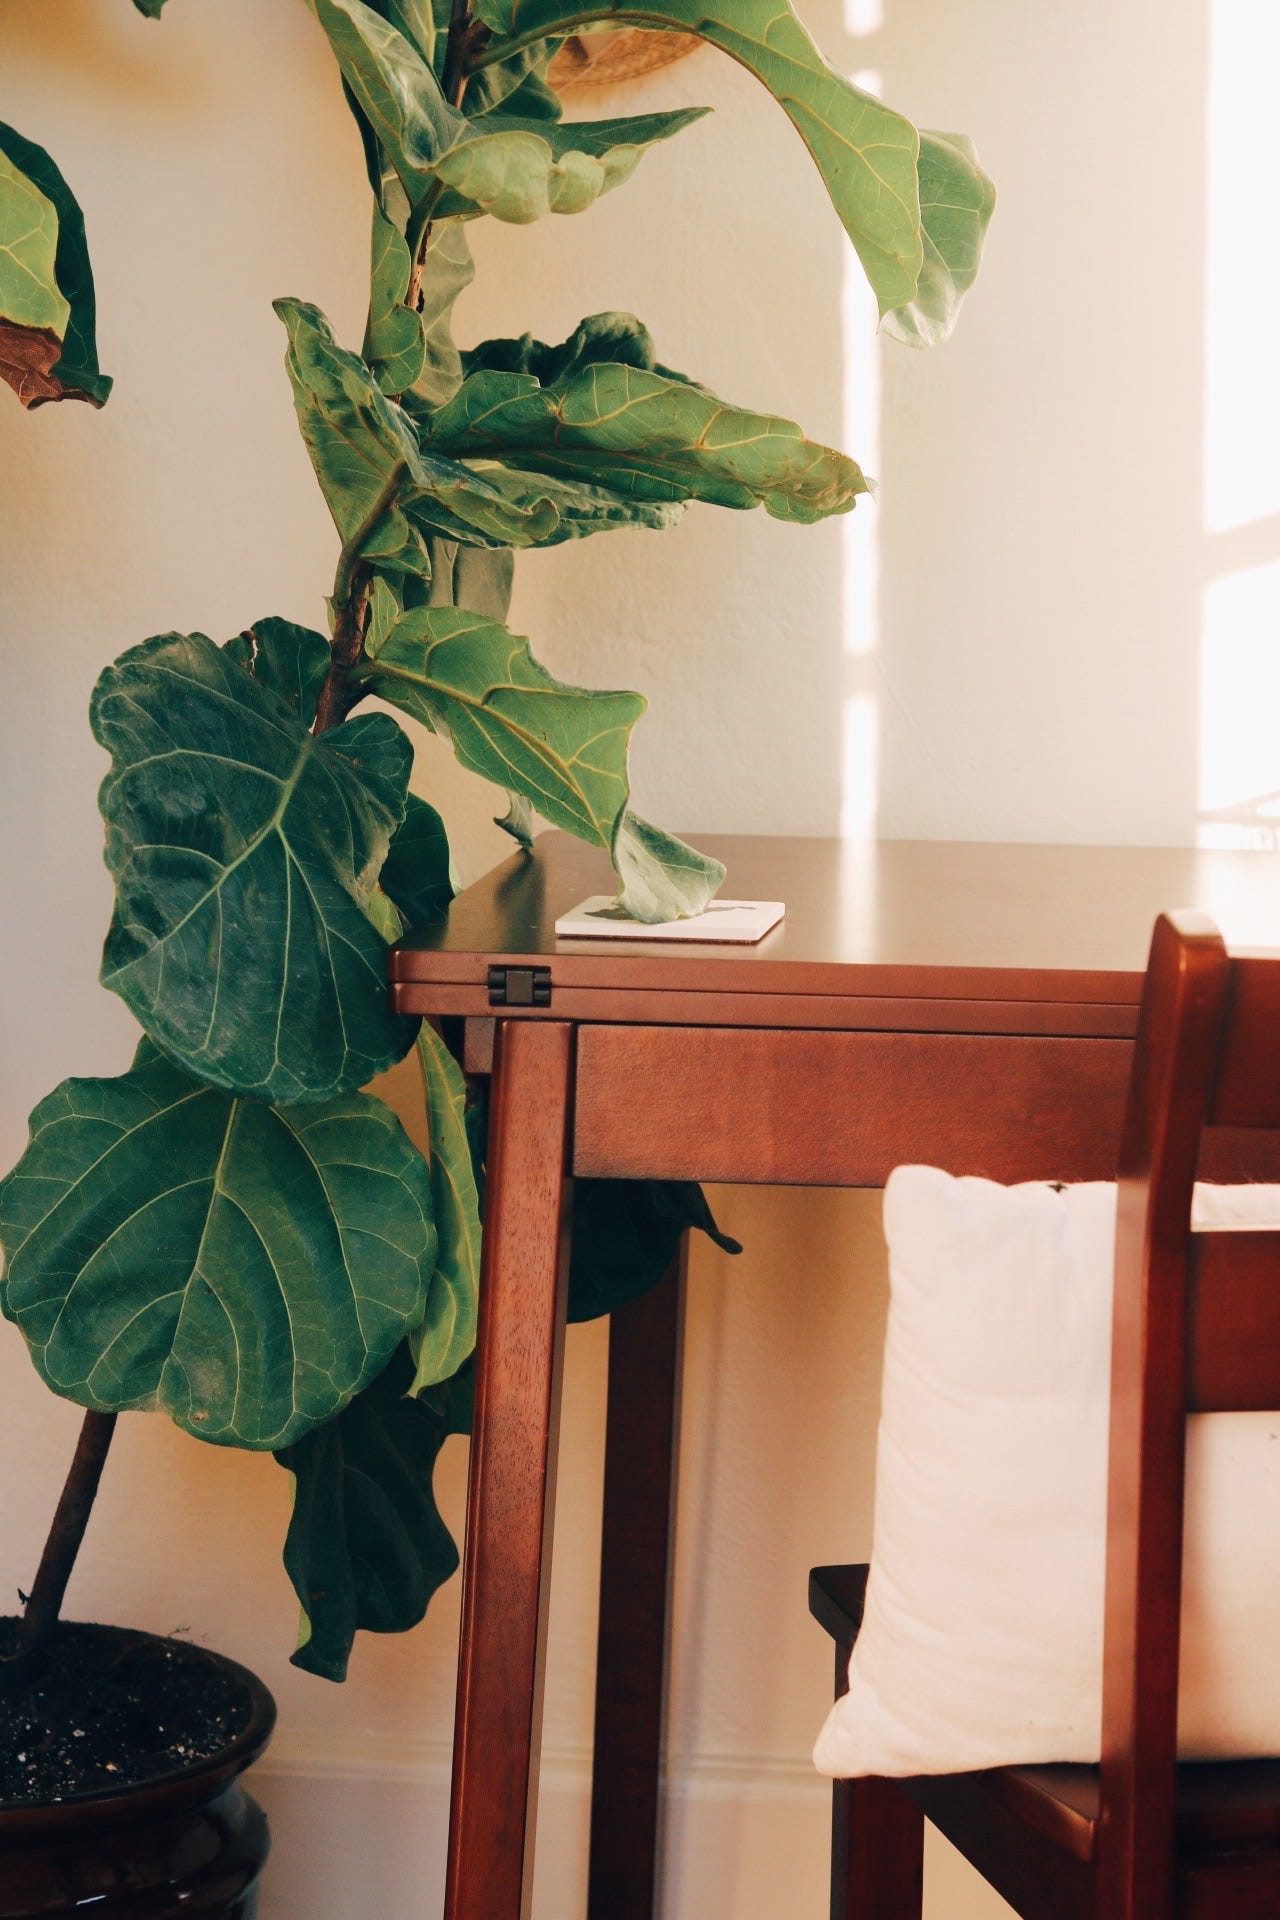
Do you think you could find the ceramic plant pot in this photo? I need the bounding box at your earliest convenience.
[0,1624,276,1920]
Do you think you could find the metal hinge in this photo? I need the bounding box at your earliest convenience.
[487,965,552,1009]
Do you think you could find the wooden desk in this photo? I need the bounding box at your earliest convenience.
[389,835,1280,1920]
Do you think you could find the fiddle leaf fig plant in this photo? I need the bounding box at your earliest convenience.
[0,0,993,1684]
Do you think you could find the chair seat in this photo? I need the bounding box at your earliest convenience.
[810,1564,1280,1866]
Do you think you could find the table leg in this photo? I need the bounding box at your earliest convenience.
[444,1020,575,1920]
[587,1240,687,1920]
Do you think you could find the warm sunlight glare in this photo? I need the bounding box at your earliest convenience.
[844,0,884,34]
[1199,563,1280,847]
[1197,0,1280,845]
[840,63,883,838]
[1203,1,1280,535]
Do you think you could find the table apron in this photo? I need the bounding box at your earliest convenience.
[571,1026,1133,1186]
[400,981,1138,1037]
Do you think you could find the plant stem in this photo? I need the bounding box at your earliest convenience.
[13,1411,117,1660]
[314,563,373,735]
[442,0,477,107]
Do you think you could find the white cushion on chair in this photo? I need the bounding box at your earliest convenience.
[812,1167,1280,1778]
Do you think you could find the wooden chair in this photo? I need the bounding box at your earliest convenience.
[810,910,1280,1920]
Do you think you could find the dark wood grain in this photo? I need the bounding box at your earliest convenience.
[587,1249,686,1920]
[573,1028,1131,1186]
[444,1020,574,1920]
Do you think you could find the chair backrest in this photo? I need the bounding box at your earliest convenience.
[1100,911,1280,1918]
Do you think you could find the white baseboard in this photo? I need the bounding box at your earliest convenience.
[251,1736,1012,1919]
[252,1735,831,1920]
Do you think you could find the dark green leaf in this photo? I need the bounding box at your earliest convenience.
[0,125,111,408]
[132,0,171,14]
[462,310,689,386]
[276,1343,459,1681]
[409,1024,481,1392]
[363,606,644,851]
[380,791,455,925]
[881,130,997,350]
[224,615,331,726]
[425,353,868,523]
[569,1179,741,1323]
[0,1044,436,1449]
[94,631,419,1103]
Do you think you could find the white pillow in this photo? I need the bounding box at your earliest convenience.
[813,1168,1280,1779]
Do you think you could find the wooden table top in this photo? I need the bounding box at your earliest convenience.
[389,835,1280,1010]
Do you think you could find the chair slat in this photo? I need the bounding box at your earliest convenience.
[1188,1231,1280,1412]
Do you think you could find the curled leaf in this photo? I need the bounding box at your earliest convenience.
[0,126,111,406]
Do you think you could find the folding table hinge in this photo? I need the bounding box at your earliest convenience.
[487,965,552,1010]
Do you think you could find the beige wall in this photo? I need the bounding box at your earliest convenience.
[0,2,1242,1915]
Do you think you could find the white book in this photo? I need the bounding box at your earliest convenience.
[554,897,786,945]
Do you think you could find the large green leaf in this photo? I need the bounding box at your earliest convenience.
[569,1178,740,1322]
[471,0,927,315]
[94,631,420,1104]
[224,615,331,726]
[881,130,997,350]
[410,1023,481,1392]
[307,0,703,224]
[362,606,644,850]
[276,299,578,566]
[425,350,868,523]
[0,1045,436,1449]
[0,126,111,408]
[132,0,171,14]
[276,1343,461,1682]
[614,811,726,921]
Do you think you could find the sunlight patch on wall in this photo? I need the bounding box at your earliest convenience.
[839,63,883,840]
[1203,0,1280,535]
[1197,0,1280,848]
[844,0,884,35]
[1199,561,1280,849]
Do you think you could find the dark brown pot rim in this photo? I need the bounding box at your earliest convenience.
[0,1625,276,1837]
